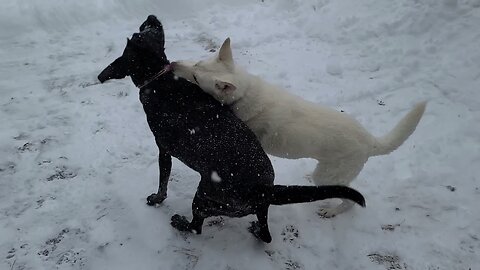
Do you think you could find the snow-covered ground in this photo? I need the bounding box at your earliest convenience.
[1,0,479,269]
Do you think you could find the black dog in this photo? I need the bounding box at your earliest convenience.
[97,15,365,243]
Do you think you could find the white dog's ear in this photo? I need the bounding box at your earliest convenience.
[218,38,234,66]
[215,79,236,93]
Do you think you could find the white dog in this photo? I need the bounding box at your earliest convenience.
[171,38,426,217]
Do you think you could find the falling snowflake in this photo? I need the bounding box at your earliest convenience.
[211,171,222,183]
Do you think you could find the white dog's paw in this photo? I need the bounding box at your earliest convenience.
[318,200,355,218]
[317,208,340,218]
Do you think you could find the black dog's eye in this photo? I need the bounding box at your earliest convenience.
[193,74,199,84]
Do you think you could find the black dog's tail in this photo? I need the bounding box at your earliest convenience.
[269,185,366,207]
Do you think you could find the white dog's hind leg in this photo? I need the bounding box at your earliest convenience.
[312,157,366,217]
[318,199,355,218]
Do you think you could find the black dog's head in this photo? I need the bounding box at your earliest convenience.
[98,15,169,85]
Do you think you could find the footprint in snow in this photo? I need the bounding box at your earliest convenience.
[38,228,87,268]
[368,252,408,270]
[264,250,304,270]
[0,161,16,175]
[281,224,300,245]
[46,166,78,182]
[5,248,15,259]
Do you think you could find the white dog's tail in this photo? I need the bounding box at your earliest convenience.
[371,101,427,156]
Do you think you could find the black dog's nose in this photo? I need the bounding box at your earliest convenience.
[98,65,113,83]
[97,73,107,83]
[147,15,158,22]
[98,64,115,83]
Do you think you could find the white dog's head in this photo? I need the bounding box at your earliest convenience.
[171,38,246,105]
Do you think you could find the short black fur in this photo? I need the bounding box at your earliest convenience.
[97,15,366,243]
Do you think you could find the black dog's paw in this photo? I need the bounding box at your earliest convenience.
[248,221,272,243]
[146,193,167,206]
[171,214,192,232]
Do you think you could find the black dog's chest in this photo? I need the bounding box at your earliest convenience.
[140,87,216,157]
[140,87,170,111]
[139,87,154,105]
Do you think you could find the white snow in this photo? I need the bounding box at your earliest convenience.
[1,0,479,269]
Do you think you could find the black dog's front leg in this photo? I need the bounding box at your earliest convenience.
[147,148,172,205]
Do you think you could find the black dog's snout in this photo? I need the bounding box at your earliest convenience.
[97,56,128,83]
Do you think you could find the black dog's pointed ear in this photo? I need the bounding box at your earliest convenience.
[126,37,140,50]
[128,33,144,50]
[127,36,140,47]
